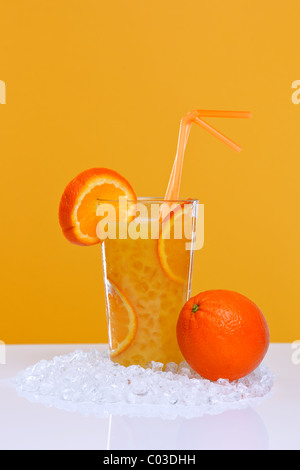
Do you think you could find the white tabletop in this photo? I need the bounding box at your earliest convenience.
[0,343,299,450]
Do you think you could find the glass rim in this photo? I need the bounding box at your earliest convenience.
[96,197,199,203]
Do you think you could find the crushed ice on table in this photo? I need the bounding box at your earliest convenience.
[14,348,274,419]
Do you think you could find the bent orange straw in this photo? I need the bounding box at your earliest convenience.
[164,110,251,201]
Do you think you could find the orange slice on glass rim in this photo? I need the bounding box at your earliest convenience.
[106,279,137,357]
[158,203,194,284]
[59,168,136,245]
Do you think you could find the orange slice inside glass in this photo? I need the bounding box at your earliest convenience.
[106,278,137,357]
[158,204,194,284]
[59,168,136,245]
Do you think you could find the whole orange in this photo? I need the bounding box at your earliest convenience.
[176,290,270,381]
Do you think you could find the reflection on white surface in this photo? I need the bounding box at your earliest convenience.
[1,344,299,450]
[107,408,269,450]
[2,373,269,449]
[11,345,274,449]
[14,348,275,420]
[14,375,270,449]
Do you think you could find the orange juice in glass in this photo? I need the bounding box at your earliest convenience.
[100,198,198,367]
[59,109,250,368]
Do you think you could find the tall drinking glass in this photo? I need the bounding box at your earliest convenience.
[100,198,198,367]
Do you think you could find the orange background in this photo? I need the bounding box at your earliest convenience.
[0,0,300,343]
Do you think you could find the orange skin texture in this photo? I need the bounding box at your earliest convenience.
[59,168,136,246]
[176,290,270,381]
